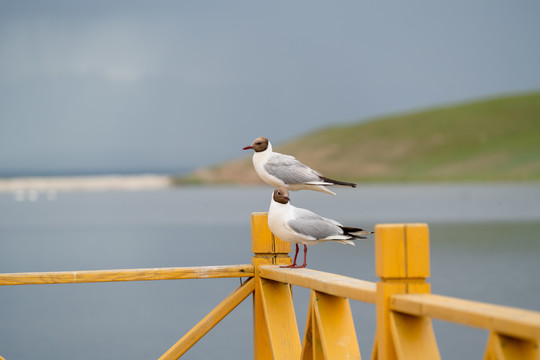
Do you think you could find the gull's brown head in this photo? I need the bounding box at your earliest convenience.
[273,187,290,204]
[242,137,269,152]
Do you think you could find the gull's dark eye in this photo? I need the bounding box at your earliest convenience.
[256,142,261,145]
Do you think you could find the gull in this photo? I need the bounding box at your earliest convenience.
[268,187,372,268]
[242,137,356,195]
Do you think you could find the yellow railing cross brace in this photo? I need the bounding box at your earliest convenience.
[159,278,255,360]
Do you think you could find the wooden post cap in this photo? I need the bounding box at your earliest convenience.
[375,223,430,279]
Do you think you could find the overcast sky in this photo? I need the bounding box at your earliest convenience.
[1,0,539,176]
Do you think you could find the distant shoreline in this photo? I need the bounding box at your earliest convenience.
[0,174,172,193]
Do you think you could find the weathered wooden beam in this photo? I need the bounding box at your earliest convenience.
[391,293,540,341]
[258,265,377,303]
[257,278,301,359]
[483,331,539,360]
[0,265,254,286]
[311,290,361,358]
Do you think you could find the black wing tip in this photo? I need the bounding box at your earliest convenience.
[320,176,357,188]
[340,227,374,238]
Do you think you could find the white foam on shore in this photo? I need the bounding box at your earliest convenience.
[0,174,172,193]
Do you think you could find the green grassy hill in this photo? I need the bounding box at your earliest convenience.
[187,91,540,184]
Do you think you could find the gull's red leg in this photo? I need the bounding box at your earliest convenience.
[280,243,299,268]
[297,245,308,268]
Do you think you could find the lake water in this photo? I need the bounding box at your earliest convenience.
[1,184,539,359]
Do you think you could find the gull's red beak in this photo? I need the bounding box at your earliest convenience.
[242,145,253,150]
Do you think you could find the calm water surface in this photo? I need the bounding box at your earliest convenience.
[1,184,539,359]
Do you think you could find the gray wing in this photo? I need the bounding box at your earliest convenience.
[288,208,343,240]
[264,153,322,184]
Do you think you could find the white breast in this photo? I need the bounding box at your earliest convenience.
[268,201,310,245]
[252,151,285,188]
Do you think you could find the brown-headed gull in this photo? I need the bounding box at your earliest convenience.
[268,187,372,268]
[242,137,356,195]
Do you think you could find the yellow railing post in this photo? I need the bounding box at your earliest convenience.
[375,223,440,360]
[251,212,291,269]
[251,212,299,360]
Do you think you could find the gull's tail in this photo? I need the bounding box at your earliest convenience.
[340,226,374,239]
[322,227,373,245]
[320,176,357,188]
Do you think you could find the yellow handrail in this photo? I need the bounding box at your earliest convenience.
[0,264,254,285]
[258,266,376,303]
[391,293,540,341]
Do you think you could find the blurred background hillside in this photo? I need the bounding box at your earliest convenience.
[191,92,540,184]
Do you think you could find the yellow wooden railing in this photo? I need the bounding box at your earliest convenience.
[1,212,539,359]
